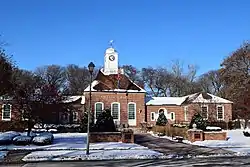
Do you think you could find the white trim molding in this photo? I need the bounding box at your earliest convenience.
[151,112,155,121]
[111,102,120,121]
[201,105,208,120]
[170,112,175,121]
[2,104,12,121]
[217,105,224,120]
[184,106,188,121]
[128,102,136,126]
[94,102,104,120]
[73,112,78,122]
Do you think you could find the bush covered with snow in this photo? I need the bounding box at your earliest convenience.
[0,131,20,145]
[32,132,54,145]
[13,136,32,145]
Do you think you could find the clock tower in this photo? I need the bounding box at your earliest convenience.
[103,42,119,75]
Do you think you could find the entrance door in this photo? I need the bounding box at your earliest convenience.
[128,102,136,126]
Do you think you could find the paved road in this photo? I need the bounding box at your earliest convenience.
[3,157,250,167]
[134,133,233,157]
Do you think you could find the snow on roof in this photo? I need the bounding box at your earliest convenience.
[83,80,99,92]
[146,97,187,106]
[62,96,85,104]
[146,92,233,106]
[191,93,233,104]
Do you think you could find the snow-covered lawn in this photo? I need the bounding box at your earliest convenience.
[22,149,164,161]
[185,129,250,154]
[152,129,250,154]
[0,132,163,161]
[0,151,7,162]
[0,133,148,151]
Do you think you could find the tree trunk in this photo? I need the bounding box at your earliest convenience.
[27,118,32,137]
[245,119,248,129]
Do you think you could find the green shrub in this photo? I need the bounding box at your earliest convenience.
[94,109,116,132]
[156,111,168,126]
[189,113,207,130]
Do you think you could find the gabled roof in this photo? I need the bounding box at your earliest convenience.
[146,92,233,106]
[146,96,187,106]
[84,69,146,93]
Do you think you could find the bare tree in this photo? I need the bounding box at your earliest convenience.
[65,64,92,95]
[220,42,250,126]
[35,65,67,93]
[198,70,224,96]
[12,68,64,136]
[0,49,14,96]
[121,65,144,88]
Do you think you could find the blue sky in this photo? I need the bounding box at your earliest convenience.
[0,0,249,75]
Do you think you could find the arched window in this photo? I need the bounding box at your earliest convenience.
[111,102,120,120]
[95,102,104,119]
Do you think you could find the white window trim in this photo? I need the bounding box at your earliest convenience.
[170,112,175,121]
[2,104,12,121]
[128,102,136,120]
[151,112,155,121]
[111,102,120,121]
[217,105,224,120]
[94,102,104,120]
[201,105,208,120]
[184,106,188,121]
[158,108,168,119]
[73,112,78,122]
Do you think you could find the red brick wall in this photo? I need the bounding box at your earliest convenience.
[187,130,227,142]
[84,92,145,127]
[187,103,233,122]
[146,105,185,125]
[146,103,233,125]
[204,131,227,140]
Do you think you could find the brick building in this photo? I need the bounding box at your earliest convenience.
[0,96,84,125]
[0,45,233,129]
[146,92,233,126]
[83,46,146,127]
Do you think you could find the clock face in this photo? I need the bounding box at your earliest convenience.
[109,55,115,61]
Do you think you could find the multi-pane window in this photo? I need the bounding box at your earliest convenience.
[128,103,136,119]
[151,112,155,121]
[95,102,104,119]
[2,104,11,121]
[217,106,224,120]
[111,103,120,120]
[201,106,208,119]
[73,112,78,122]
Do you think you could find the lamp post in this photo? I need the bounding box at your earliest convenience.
[86,62,95,155]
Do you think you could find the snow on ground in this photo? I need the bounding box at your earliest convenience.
[150,129,250,154]
[0,151,7,162]
[16,132,165,161]
[185,129,250,154]
[22,149,164,161]
[0,133,148,151]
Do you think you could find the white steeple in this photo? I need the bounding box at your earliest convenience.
[103,40,119,75]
